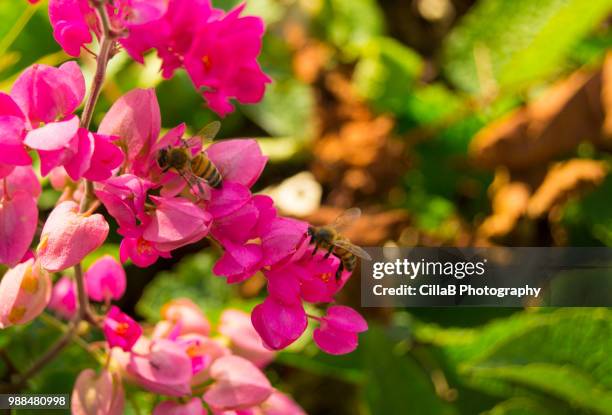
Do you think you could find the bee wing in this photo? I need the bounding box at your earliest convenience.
[332,239,372,261]
[184,121,222,148]
[177,169,207,199]
[330,207,362,231]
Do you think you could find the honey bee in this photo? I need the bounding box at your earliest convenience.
[157,121,223,194]
[308,208,372,280]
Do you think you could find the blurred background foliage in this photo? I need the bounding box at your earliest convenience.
[1,0,612,414]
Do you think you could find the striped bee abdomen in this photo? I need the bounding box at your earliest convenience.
[191,154,222,188]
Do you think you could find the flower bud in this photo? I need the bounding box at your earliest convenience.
[0,259,51,328]
[71,369,124,415]
[85,255,126,302]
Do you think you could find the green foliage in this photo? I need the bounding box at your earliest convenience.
[354,37,424,114]
[443,0,612,94]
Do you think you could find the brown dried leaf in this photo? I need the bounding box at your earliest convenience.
[477,181,531,240]
[471,68,604,170]
[527,159,608,219]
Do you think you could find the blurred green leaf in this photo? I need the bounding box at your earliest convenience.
[483,397,558,415]
[354,37,423,114]
[318,0,385,58]
[443,0,612,93]
[242,78,315,140]
[360,325,456,415]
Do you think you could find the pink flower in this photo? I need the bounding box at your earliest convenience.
[95,174,154,237]
[48,0,95,57]
[126,338,193,396]
[0,61,121,180]
[48,276,77,319]
[153,398,205,415]
[206,140,268,189]
[161,298,210,336]
[85,255,126,302]
[37,201,109,272]
[98,89,161,173]
[0,166,41,199]
[103,306,143,351]
[183,4,271,116]
[143,196,212,251]
[203,355,272,411]
[313,306,368,355]
[251,297,307,351]
[119,236,171,267]
[0,259,51,328]
[0,188,38,267]
[258,390,306,415]
[219,309,275,368]
[71,369,125,415]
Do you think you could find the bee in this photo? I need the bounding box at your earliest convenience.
[157,121,223,194]
[308,208,372,280]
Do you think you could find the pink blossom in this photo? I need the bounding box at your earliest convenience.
[95,174,154,237]
[126,338,193,396]
[98,89,161,173]
[0,259,51,328]
[251,297,307,351]
[313,306,368,355]
[206,140,268,189]
[119,236,171,267]
[85,255,126,302]
[48,0,96,57]
[219,309,275,368]
[143,196,212,251]
[257,390,306,415]
[103,306,143,352]
[0,189,38,267]
[153,398,205,415]
[37,201,109,272]
[48,276,77,319]
[161,298,210,336]
[0,166,41,199]
[204,355,272,411]
[183,4,271,116]
[71,369,125,415]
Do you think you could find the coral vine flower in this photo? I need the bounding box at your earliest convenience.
[203,355,272,411]
[161,298,211,336]
[71,369,125,415]
[103,306,143,352]
[85,255,127,302]
[313,306,368,355]
[0,170,39,267]
[219,309,276,368]
[126,338,193,396]
[48,276,77,319]
[47,1,270,116]
[183,3,272,116]
[37,201,109,272]
[0,259,52,328]
[0,62,122,180]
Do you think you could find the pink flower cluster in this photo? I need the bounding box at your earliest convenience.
[48,0,271,116]
[77,299,305,415]
[1,2,369,413]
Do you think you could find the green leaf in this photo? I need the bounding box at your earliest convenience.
[242,78,315,140]
[471,364,612,415]
[483,397,559,415]
[354,37,423,114]
[359,325,456,415]
[318,0,385,58]
[443,0,612,93]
